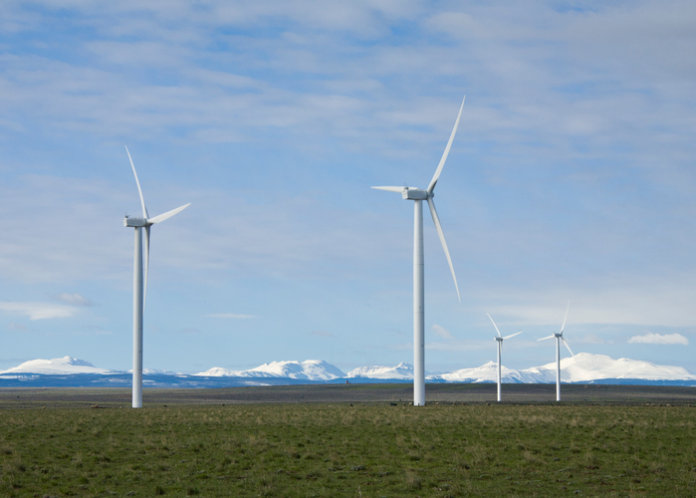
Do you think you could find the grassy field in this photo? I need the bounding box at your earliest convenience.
[1,386,695,496]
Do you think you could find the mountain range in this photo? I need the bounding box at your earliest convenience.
[433,353,696,384]
[1,353,695,388]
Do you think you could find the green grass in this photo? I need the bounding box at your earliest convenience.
[1,402,695,496]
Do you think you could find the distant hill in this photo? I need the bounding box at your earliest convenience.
[346,362,413,380]
[521,352,696,383]
[431,353,696,384]
[0,356,113,375]
[195,360,345,381]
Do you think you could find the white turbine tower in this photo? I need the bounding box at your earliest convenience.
[372,97,465,407]
[123,146,190,408]
[538,304,574,402]
[486,313,522,403]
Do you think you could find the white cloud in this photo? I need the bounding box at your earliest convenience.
[205,313,255,319]
[628,333,689,346]
[432,324,453,340]
[0,301,78,320]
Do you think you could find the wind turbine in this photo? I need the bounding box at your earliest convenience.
[123,146,190,408]
[486,313,522,403]
[372,97,465,407]
[538,303,574,402]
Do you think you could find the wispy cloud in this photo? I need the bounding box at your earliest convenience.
[628,333,689,346]
[55,293,92,306]
[432,324,453,340]
[0,175,130,284]
[0,301,78,320]
[178,327,202,334]
[205,313,255,319]
[310,330,334,338]
[484,282,696,328]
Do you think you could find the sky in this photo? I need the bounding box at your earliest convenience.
[1,0,695,375]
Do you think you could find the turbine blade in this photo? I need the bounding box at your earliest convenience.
[125,146,149,219]
[562,338,575,357]
[371,186,407,193]
[560,301,570,333]
[148,203,191,224]
[504,331,523,340]
[144,225,150,305]
[427,197,460,302]
[537,335,555,342]
[427,96,465,194]
[487,313,502,337]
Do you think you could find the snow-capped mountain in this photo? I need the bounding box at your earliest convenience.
[435,361,524,383]
[347,362,414,380]
[430,353,696,384]
[520,352,696,383]
[0,356,113,375]
[2,353,695,387]
[195,360,345,381]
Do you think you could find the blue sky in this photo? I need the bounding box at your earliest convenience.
[1,0,695,374]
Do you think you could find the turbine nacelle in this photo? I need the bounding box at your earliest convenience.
[403,188,429,201]
[124,216,150,228]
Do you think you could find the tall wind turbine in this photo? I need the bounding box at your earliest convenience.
[487,313,522,403]
[538,304,574,402]
[123,146,190,408]
[372,97,465,407]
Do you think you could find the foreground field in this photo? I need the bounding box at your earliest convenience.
[1,386,695,496]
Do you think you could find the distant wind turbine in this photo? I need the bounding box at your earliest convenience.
[372,97,465,407]
[487,313,522,403]
[123,146,190,408]
[538,303,574,402]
